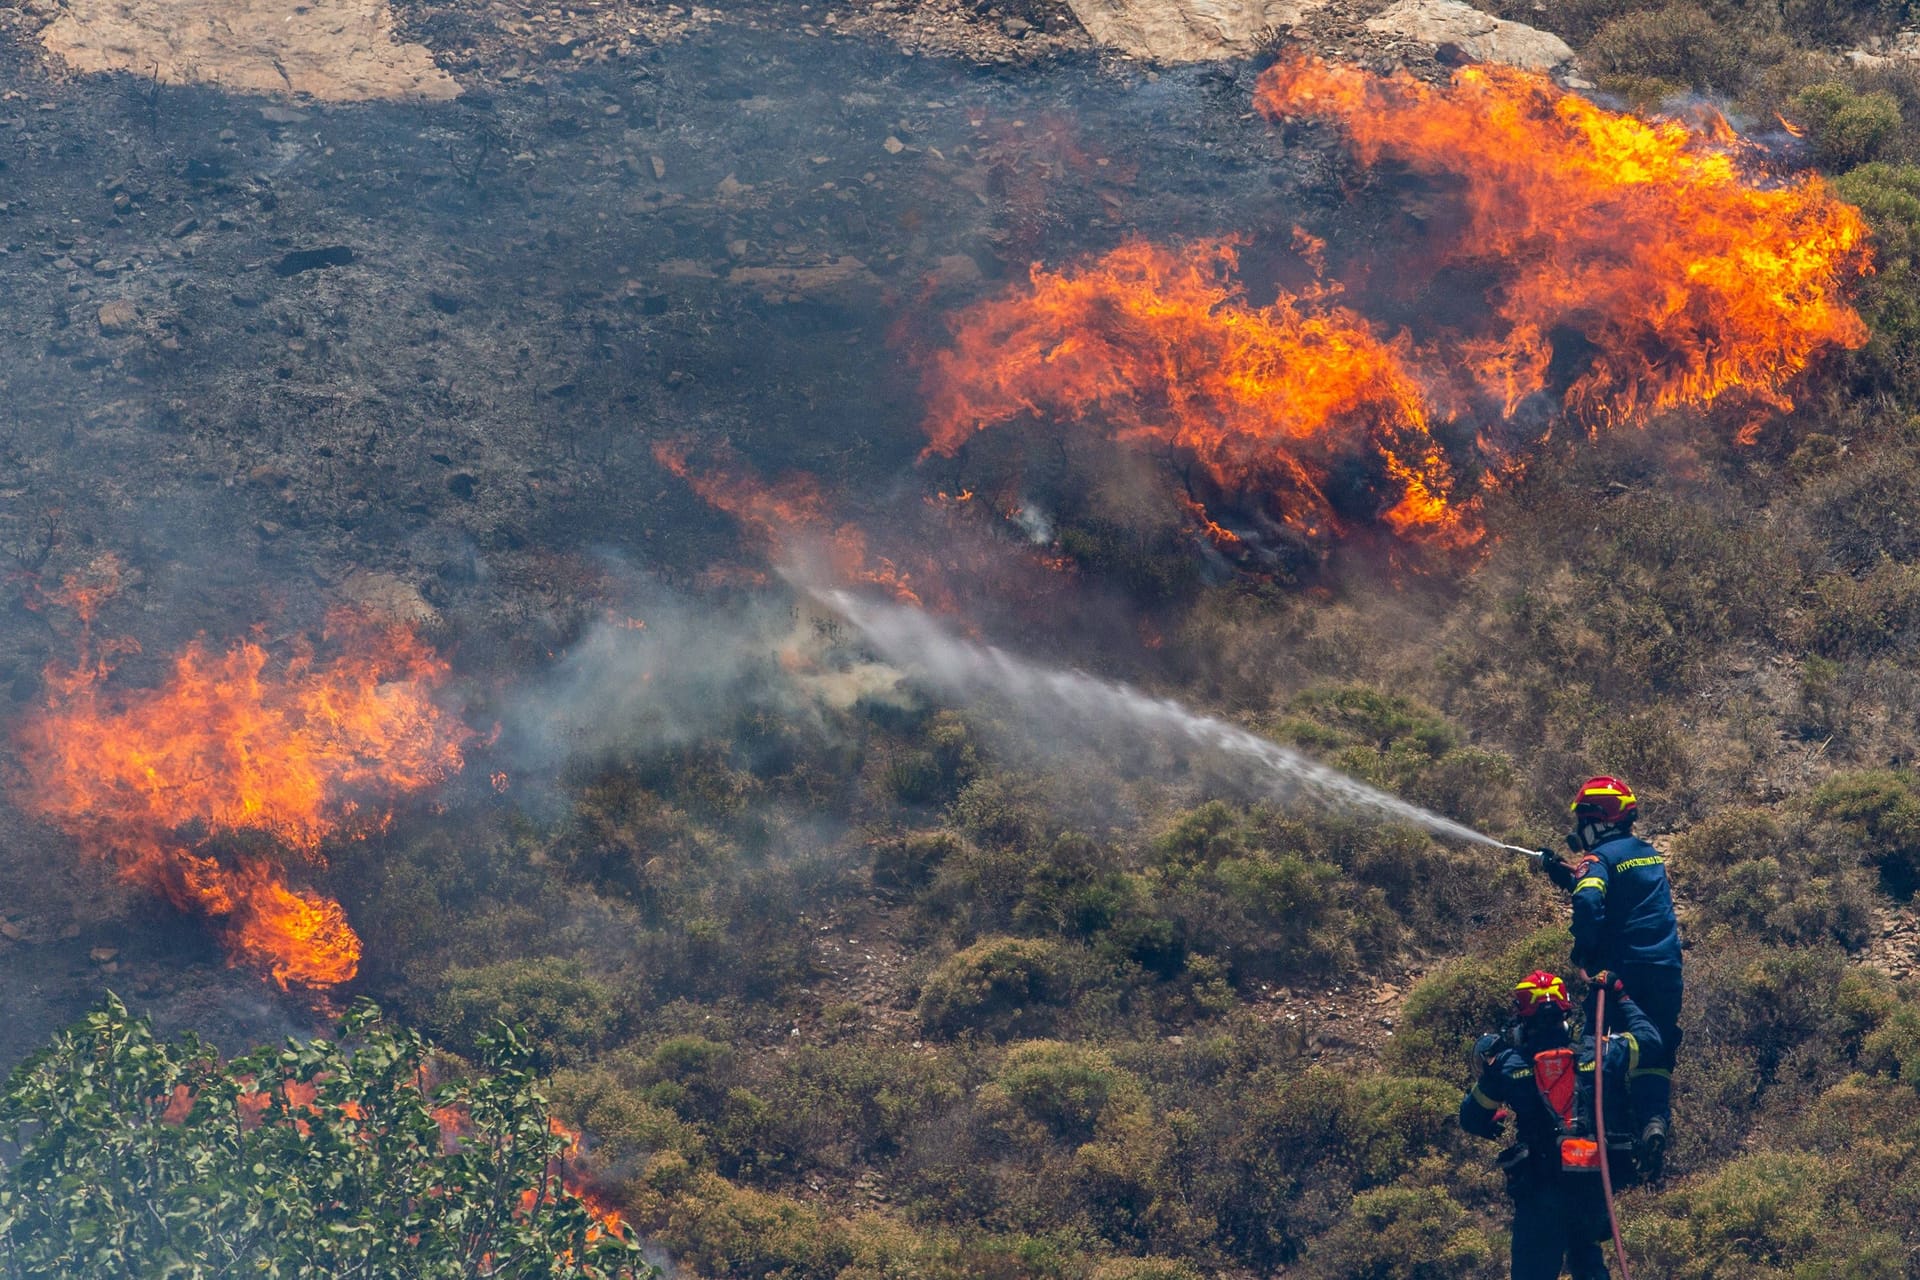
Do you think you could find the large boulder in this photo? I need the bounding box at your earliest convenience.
[1364,0,1575,70]
[1064,0,1323,61]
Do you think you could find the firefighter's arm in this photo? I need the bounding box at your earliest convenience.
[1569,856,1610,969]
[1458,1048,1511,1140]
[1603,989,1664,1075]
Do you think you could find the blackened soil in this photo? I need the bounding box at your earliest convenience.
[0,19,1372,1065]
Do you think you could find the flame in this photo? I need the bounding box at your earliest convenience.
[20,608,468,989]
[653,441,924,602]
[1255,56,1871,429]
[920,238,1473,546]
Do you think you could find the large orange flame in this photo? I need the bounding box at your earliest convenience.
[1256,56,1872,428]
[920,238,1471,545]
[20,604,468,989]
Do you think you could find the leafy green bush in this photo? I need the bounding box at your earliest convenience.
[917,936,1075,1038]
[0,995,647,1279]
[1294,1185,1497,1280]
[433,956,625,1068]
[1810,768,1920,892]
[1632,1152,1901,1278]
[1790,82,1903,169]
[1583,5,1759,93]
[996,1041,1141,1141]
[1835,164,1920,398]
[1386,927,1570,1079]
[1672,810,1873,948]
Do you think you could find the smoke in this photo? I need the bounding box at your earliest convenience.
[496,573,907,780]
[820,586,1501,848]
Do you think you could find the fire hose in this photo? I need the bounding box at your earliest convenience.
[1592,986,1634,1280]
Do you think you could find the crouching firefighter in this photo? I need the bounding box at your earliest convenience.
[1535,775,1681,1176]
[1459,970,1664,1280]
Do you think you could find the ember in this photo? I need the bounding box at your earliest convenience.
[20,605,469,989]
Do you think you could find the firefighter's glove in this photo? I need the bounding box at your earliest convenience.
[1588,970,1625,996]
[1475,1032,1502,1063]
[1536,849,1578,892]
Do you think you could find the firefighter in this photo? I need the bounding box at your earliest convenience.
[1536,775,1681,1174]
[1459,971,1663,1280]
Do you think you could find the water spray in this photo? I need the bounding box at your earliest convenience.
[820,587,1540,856]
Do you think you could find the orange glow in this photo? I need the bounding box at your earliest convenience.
[20,608,468,989]
[921,238,1473,545]
[654,441,924,602]
[1255,56,1871,429]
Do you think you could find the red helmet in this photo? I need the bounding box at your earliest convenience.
[1570,776,1638,826]
[1513,971,1572,1020]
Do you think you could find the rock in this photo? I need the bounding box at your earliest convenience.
[97,298,138,334]
[727,257,883,306]
[39,0,459,102]
[650,154,666,179]
[881,135,906,154]
[0,921,23,941]
[89,946,118,963]
[339,569,440,627]
[168,216,200,238]
[1846,30,1920,67]
[273,245,355,276]
[260,105,310,123]
[924,253,985,294]
[715,174,752,200]
[1003,16,1033,35]
[1364,0,1574,70]
[1066,0,1322,61]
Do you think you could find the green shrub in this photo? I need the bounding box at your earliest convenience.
[873,829,963,892]
[1672,810,1872,948]
[1294,1185,1497,1280]
[996,1041,1140,1141]
[1583,5,1760,93]
[1386,927,1570,1079]
[1632,1152,1900,1278]
[1810,768,1920,892]
[432,957,624,1068]
[1805,560,1920,658]
[917,936,1074,1039]
[1790,82,1903,169]
[1835,163,1920,398]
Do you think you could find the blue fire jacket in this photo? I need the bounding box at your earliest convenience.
[1569,834,1682,973]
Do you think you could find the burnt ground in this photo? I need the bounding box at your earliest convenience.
[0,11,1401,1067]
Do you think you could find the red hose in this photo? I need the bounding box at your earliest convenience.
[1593,987,1634,1280]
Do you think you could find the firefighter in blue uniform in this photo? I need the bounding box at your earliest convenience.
[1459,971,1663,1280]
[1536,776,1682,1174]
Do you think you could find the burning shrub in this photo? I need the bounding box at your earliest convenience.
[920,238,1471,553]
[17,605,468,990]
[1258,57,1871,431]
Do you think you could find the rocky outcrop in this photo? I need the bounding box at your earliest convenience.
[1364,0,1575,71]
[1064,0,1325,61]
[41,0,460,102]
